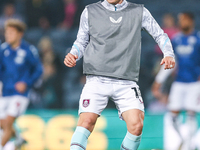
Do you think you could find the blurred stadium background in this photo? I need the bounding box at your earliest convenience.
[0,0,200,149]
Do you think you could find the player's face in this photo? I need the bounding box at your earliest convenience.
[178,14,194,32]
[107,0,123,5]
[163,15,175,28]
[5,26,22,46]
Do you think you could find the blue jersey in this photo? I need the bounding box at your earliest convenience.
[172,31,200,82]
[0,40,43,97]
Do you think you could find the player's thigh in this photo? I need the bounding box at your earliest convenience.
[7,95,29,117]
[0,97,9,120]
[79,80,111,116]
[112,84,144,120]
[184,82,200,111]
[168,82,185,111]
[4,115,16,128]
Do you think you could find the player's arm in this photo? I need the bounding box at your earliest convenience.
[27,46,43,87]
[0,43,3,81]
[64,8,90,67]
[198,37,200,80]
[142,7,175,69]
[18,46,43,91]
[0,48,2,95]
[151,64,175,99]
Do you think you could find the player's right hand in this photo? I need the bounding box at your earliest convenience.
[15,82,27,93]
[64,53,78,67]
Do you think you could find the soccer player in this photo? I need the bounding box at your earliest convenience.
[64,0,175,149]
[0,19,43,150]
[152,12,200,149]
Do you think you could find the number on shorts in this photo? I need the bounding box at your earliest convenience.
[131,87,139,98]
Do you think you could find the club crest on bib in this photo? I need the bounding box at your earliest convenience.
[83,99,90,108]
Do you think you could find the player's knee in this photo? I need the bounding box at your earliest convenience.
[80,118,97,132]
[128,121,143,136]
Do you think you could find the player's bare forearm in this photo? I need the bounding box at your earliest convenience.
[64,53,78,67]
[160,56,175,70]
[151,81,163,100]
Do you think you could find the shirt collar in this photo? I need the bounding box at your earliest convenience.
[101,0,128,11]
[8,40,22,51]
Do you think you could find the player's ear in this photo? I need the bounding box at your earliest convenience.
[20,32,24,38]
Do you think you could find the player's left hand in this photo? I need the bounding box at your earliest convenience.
[15,82,27,93]
[160,56,175,70]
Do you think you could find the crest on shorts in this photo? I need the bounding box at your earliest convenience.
[83,99,90,108]
[16,102,21,107]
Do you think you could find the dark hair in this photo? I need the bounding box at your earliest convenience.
[5,19,26,33]
[181,12,194,20]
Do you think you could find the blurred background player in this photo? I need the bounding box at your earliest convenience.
[0,19,43,150]
[152,12,200,150]
[0,3,24,40]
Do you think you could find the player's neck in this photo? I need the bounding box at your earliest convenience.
[108,0,123,5]
[117,0,123,4]
[11,40,21,50]
[183,27,194,35]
